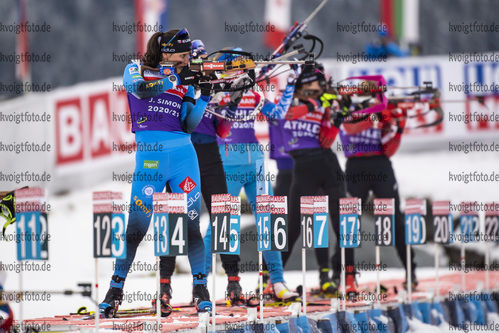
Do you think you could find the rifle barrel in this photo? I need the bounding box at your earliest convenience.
[255,60,307,65]
[304,0,330,26]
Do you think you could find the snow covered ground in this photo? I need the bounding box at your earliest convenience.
[1,149,499,330]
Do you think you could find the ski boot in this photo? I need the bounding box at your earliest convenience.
[319,268,339,296]
[152,278,173,317]
[272,282,299,301]
[345,265,359,301]
[99,275,125,318]
[226,275,245,306]
[192,274,212,312]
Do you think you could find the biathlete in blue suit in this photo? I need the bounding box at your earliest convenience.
[203,59,299,300]
[159,40,246,305]
[100,28,213,315]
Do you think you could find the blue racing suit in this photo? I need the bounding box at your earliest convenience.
[203,86,294,284]
[112,62,209,285]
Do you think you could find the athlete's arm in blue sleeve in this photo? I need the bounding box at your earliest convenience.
[180,86,210,134]
[123,62,179,99]
[260,84,295,120]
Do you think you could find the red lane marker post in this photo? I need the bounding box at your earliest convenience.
[458,201,479,293]
[374,198,395,307]
[92,191,113,330]
[432,200,453,301]
[338,197,361,310]
[256,195,271,321]
[300,196,314,314]
[405,199,427,303]
[210,193,231,330]
[15,187,47,330]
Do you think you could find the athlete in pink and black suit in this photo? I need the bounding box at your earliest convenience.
[339,97,416,288]
[268,91,338,294]
[275,65,348,294]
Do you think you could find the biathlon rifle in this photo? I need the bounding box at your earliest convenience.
[271,0,329,59]
[256,0,329,83]
[138,49,313,93]
[334,75,389,115]
[385,82,444,129]
[330,78,444,129]
[189,49,314,92]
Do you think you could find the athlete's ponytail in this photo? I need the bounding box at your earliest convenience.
[142,29,180,67]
